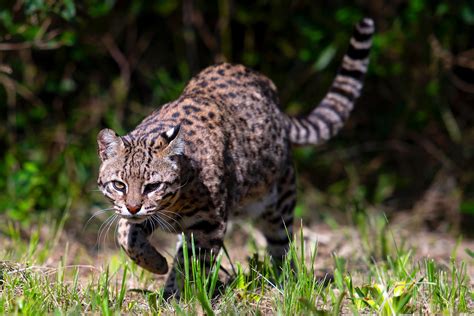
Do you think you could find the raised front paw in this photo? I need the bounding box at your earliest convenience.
[117,219,169,274]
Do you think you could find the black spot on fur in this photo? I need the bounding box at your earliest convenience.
[183,105,201,113]
[182,119,193,126]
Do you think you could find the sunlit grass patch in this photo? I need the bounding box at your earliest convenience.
[0,212,472,314]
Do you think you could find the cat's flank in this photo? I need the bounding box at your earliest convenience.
[97,18,374,297]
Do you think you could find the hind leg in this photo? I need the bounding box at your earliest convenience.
[257,166,296,264]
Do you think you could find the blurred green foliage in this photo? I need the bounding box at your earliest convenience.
[0,1,473,226]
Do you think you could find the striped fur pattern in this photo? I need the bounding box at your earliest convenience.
[97,18,374,298]
[288,17,374,145]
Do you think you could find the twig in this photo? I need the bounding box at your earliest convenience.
[430,35,474,93]
[102,34,131,89]
[191,7,219,57]
[409,132,454,171]
[183,0,198,73]
[0,42,32,51]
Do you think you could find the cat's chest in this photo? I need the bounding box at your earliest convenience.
[231,185,277,219]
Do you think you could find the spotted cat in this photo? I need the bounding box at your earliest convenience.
[97,18,374,297]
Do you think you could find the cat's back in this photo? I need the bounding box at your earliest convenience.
[137,63,286,134]
[147,63,290,161]
[183,63,280,111]
[183,63,289,151]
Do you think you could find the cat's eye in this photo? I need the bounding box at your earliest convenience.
[112,180,126,192]
[144,182,164,194]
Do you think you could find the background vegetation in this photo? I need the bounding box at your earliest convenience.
[1,0,473,314]
[0,0,472,226]
[1,0,474,229]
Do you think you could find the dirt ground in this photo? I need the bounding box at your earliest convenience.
[1,210,473,313]
[42,213,474,290]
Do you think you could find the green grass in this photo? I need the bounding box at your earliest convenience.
[0,211,472,314]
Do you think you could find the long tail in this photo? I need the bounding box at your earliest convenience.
[287,18,374,145]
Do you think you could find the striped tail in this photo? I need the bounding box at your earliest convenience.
[287,18,374,145]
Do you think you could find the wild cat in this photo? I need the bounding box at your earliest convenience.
[97,18,374,297]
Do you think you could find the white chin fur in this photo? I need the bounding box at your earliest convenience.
[121,215,148,224]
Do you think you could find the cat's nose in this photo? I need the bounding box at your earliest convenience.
[126,204,141,215]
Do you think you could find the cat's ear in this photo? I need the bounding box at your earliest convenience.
[156,124,184,156]
[97,128,124,161]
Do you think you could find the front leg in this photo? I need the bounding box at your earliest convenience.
[117,218,168,274]
[163,216,226,299]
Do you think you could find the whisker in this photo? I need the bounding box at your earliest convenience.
[97,214,116,250]
[83,208,115,231]
[113,219,120,250]
[160,208,183,219]
[151,216,159,232]
[164,214,179,233]
[97,216,112,248]
[152,214,176,233]
[147,217,154,233]
[150,203,183,220]
[157,211,181,231]
[97,214,114,243]
[96,217,109,250]
[104,215,118,246]
[103,214,118,248]
[146,217,155,234]
[148,206,181,232]
[151,214,169,232]
[150,215,163,232]
[161,208,185,228]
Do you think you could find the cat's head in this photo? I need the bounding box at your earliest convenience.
[97,125,183,223]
